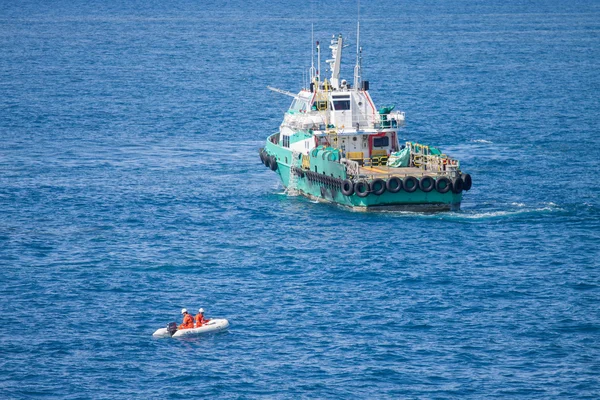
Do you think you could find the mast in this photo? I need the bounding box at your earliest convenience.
[309,24,316,82]
[317,40,321,85]
[327,34,343,89]
[354,0,362,89]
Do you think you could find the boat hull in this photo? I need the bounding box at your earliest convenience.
[264,140,462,211]
[152,319,230,338]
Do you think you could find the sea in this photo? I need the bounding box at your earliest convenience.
[1,0,599,398]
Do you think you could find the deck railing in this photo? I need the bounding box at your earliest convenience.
[407,142,460,176]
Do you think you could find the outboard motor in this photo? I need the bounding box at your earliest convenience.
[167,322,178,336]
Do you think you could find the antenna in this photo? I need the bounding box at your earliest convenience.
[317,40,321,84]
[354,0,362,89]
[310,24,316,82]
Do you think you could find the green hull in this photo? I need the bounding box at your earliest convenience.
[264,139,462,211]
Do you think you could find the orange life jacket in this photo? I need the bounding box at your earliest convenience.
[178,313,194,329]
[195,314,208,327]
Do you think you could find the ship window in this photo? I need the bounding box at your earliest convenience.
[373,137,389,148]
[289,99,308,112]
[333,100,351,110]
[282,135,290,148]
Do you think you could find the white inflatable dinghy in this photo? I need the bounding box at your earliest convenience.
[153,319,230,338]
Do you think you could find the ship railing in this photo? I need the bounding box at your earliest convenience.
[373,112,405,130]
[283,112,327,131]
[351,115,376,130]
[407,141,460,174]
[356,169,446,180]
[350,156,389,167]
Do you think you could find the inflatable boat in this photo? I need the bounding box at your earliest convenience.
[152,319,230,338]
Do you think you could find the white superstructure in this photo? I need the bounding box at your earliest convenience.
[268,33,405,162]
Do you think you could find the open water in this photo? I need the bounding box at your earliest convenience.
[1,0,600,398]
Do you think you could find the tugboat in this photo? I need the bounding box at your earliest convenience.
[259,32,472,211]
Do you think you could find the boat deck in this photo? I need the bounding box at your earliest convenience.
[357,165,447,179]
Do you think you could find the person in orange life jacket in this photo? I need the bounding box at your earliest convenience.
[195,308,210,327]
[178,308,194,330]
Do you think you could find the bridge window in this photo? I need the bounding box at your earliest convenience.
[289,99,308,112]
[373,137,389,148]
[333,100,351,110]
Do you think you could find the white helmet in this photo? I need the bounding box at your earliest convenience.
[198,308,205,313]
[181,308,187,314]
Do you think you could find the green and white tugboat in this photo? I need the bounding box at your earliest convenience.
[259,32,472,211]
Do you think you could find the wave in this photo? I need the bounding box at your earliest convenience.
[472,139,493,144]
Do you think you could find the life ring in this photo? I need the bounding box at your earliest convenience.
[354,180,369,197]
[419,176,435,193]
[341,179,354,196]
[269,156,278,171]
[452,177,464,193]
[462,173,472,191]
[435,177,451,194]
[403,176,418,193]
[386,177,402,193]
[370,179,386,195]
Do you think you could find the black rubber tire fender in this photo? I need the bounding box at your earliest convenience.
[403,176,418,193]
[462,173,472,191]
[354,180,370,198]
[341,179,354,196]
[269,156,278,171]
[435,177,452,194]
[370,179,386,195]
[452,177,464,193]
[419,176,435,193]
[386,177,402,193]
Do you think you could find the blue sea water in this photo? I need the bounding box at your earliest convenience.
[1,0,600,398]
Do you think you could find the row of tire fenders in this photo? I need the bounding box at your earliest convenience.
[259,149,472,197]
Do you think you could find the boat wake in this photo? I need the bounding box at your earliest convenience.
[449,205,560,220]
[378,202,564,220]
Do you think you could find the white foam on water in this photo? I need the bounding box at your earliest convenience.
[472,139,493,144]
[377,203,564,221]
